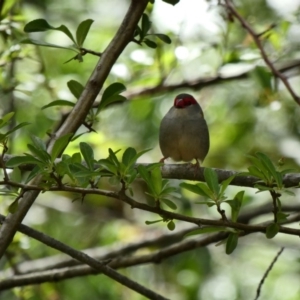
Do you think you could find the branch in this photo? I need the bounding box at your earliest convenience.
[254,247,284,300]
[0,214,168,300]
[0,0,149,260]
[1,158,300,188]
[223,0,300,105]
[0,216,226,290]
[0,206,298,290]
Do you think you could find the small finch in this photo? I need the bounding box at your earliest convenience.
[159,93,209,166]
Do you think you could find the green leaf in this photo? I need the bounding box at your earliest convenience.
[72,152,82,164]
[151,167,162,196]
[97,82,126,112]
[8,199,19,214]
[6,155,42,167]
[0,112,14,129]
[167,220,175,231]
[143,39,157,49]
[42,100,75,110]
[67,80,84,99]
[204,168,220,196]
[108,148,120,167]
[5,122,30,136]
[220,175,235,196]
[80,142,94,170]
[227,191,244,222]
[137,165,151,183]
[226,232,239,254]
[76,19,94,47]
[276,211,289,223]
[21,38,77,51]
[161,198,177,210]
[266,223,279,239]
[25,165,42,183]
[185,227,229,237]
[24,18,57,32]
[98,159,118,175]
[122,147,137,167]
[180,182,213,198]
[256,152,282,186]
[247,165,265,179]
[9,167,22,183]
[152,33,172,44]
[27,145,51,163]
[24,19,76,44]
[141,14,151,37]
[51,133,73,162]
[31,135,46,151]
[251,66,272,90]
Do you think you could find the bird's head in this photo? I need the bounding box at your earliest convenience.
[173,93,198,109]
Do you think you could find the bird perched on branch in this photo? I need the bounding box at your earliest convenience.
[159,93,209,167]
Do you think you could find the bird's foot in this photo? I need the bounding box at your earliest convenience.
[159,157,167,163]
[189,159,200,176]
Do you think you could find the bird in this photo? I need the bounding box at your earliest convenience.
[159,93,209,167]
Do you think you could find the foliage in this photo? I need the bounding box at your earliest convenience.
[0,0,300,300]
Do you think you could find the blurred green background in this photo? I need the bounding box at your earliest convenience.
[1,0,300,299]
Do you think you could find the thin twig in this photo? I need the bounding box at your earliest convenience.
[254,247,285,300]
[80,47,102,57]
[223,0,300,105]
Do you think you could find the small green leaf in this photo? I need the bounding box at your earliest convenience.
[226,232,239,254]
[138,165,151,183]
[76,19,94,47]
[24,18,56,32]
[108,148,120,167]
[51,133,73,162]
[24,19,76,44]
[152,33,171,44]
[21,38,77,51]
[266,222,279,239]
[0,112,14,129]
[143,39,157,49]
[67,80,84,99]
[97,82,126,113]
[161,198,177,210]
[141,14,151,36]
[226,190,244,222]
[42,100,75,110]
[31,135,46,151]
[122,147,137,166]
[204,168,220,196]
[80,142,94,170]
[25,165,42,183]
[6,155,42,167]
[185,226,229,237]
[8,199,19,213]
[276,212,289,223]
[180,182,213,198]
[27,145,51,163]
[247,165,265,179]
[256,152,282,186]
[5,122,30,136]
[151,167,162,196]
[220,175,235,196]
[167,220,175,231]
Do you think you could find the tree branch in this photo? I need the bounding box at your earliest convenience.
[0,214,168,300]
[223,0,300,105]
